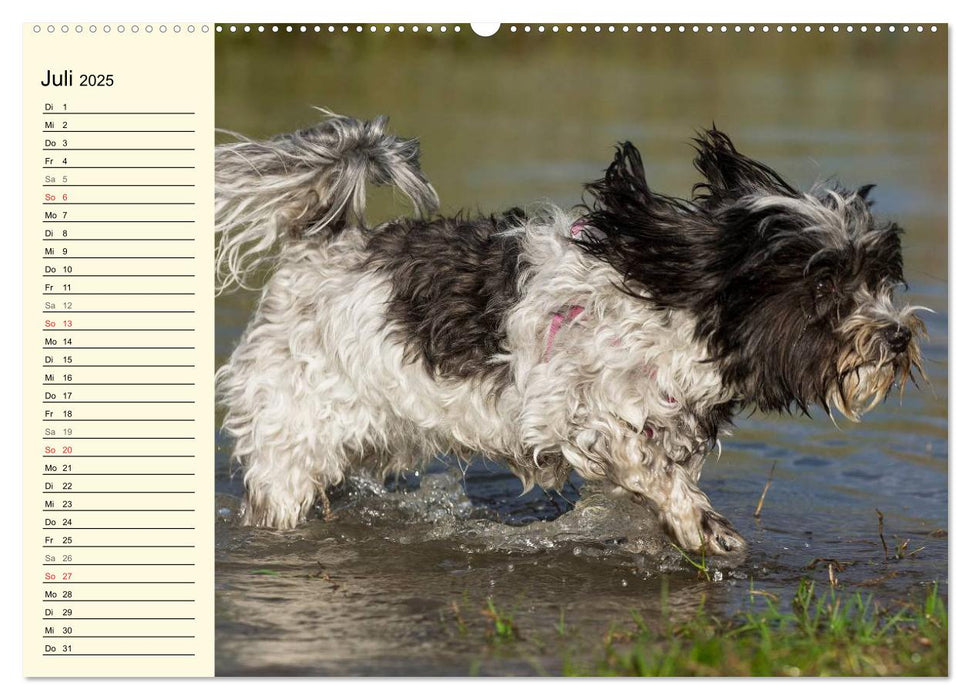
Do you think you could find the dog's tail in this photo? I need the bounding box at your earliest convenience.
[215,109,439,291]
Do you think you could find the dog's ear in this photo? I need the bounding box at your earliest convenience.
[692,128,797,206]
[598,141,652,211]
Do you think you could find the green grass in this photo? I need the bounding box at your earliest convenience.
[563,579,947,676]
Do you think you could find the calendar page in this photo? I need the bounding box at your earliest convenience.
[21,20,949,679]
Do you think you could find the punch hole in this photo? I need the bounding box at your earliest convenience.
[471,24,499,36]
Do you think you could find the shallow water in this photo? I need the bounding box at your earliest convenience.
[214,29,948,675]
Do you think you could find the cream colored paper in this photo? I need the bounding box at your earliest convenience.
[22,23,214,677]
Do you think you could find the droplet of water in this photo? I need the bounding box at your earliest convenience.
[712,570,723,582]
[620,578,628,587]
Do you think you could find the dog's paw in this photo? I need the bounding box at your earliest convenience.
[700,510,746,556]
[661,506,746,558]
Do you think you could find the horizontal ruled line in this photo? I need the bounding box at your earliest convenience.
[39,346,195,348]
[43,275,196,278]
[43,203,195,206]
[43,382,196,385]
[42,600,195,603]
[39,473,196,476]
[44,184,196,187]
[43,654,196,657]
[44,309,195,316]
[43,257,194,260]
[44,490,195,493]
[43,418,195,421]
[43,636,196,639]
[39,455,195,457]
[43,330,196,333]
[43,111,196,115]
[43,565,195,568]
[43,580,195,583]
[43,166,195,169]
[43,436,195,439]
[44,130,196,133]
[44,148,195,151]
[39,220,195,223]
[43,292,195,295]
[41,615,195,620]
[44,401,196,404]
[44,545,195,548]
[44,238,197,241]
[43,364,196,367]
[43,528,195,531]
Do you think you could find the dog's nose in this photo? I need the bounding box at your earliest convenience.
[883,325,912,354]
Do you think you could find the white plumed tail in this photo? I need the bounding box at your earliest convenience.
[215,109,440,292]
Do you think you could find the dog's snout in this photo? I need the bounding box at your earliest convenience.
[883,325,912,354]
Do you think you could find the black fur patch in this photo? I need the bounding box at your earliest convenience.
[364,209,529,385]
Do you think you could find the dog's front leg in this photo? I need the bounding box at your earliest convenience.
[648,466,745,557]
[568,424,745,556]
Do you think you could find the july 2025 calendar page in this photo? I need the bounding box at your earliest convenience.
[21,18,949,678]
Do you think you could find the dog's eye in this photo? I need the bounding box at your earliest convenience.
[811,278,840,317]
[813,279,834,300]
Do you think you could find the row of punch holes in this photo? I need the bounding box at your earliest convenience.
[34,24,208,33]
[33,24,939,35]
[215,24,939,35]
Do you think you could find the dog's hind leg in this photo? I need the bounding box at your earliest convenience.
[216,326,366,528]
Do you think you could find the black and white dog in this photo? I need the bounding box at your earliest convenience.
[215,112,925,556]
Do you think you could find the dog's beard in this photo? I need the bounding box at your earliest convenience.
[828,310,927,421]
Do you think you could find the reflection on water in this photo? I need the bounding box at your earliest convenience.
[214,28,947,675]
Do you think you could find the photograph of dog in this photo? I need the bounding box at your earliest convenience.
[214,112,926,557]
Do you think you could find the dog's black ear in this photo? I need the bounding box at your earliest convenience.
[692,128,797,206]
[596,141,652,212]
